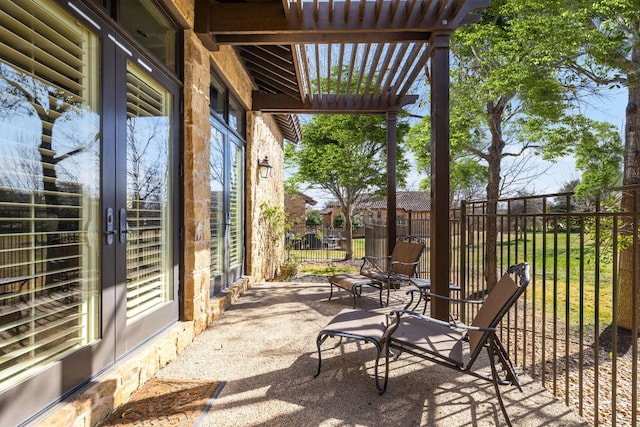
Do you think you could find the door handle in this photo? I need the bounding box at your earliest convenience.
[119,208,130,244]
[105,207,117,245]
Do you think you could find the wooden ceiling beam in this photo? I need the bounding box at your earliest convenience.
[196,0,488,48]
[206,1,484,36]
[216,31,431,45]
[252,91,418,113]
[240,48,296,76]
[244,63,299,93]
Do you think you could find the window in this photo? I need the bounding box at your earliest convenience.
[210,75,226,118]
[210,73,245,138]
[209,71,245,295]
[118,0,178,71]
[124,63,174,321]
[0,0,101,391]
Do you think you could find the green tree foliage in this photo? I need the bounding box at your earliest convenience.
[285,113,409,259]
[569,0,640,331]
[305,210,322,227]
[407,0,622,288]
[573,122,623,200]
[333,212,346,228]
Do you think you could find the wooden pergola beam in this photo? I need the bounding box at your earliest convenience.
[252,92,418,113]
[195,0,488,47]
[215,32,431,45]
[205,1,482,34]
[429,32,452,321]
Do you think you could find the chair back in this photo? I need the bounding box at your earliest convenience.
[467,263,530,360]
[389,237,425,277]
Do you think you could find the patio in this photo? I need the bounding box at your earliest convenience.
[154,279,588,426]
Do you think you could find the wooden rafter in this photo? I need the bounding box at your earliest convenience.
[195,0,488,113]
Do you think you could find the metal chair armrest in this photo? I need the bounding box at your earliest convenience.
[361,255,391,273]
[405,288,484,305]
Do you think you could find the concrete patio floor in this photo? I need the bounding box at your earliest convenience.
[155,280,589,426]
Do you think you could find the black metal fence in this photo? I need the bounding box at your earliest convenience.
[360,187,639,427]
[294,188,639,425]
[287,225,368,261]
[475,188,639,427]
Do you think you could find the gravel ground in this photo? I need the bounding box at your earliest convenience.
[155,277,589,426]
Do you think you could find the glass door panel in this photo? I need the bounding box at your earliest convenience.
[228,137,244,281]
[209,119,244,294]
[209,122,224,290]
[0,0,101,391]
[125,62,173,322]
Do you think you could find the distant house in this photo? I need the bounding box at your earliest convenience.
[320,201,343,227]
[321,191,431,227]
[284,191,317,226]
[360,191,431,224]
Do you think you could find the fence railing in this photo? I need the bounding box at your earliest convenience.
[289,188,639,425]
[363,187,640,427]
[477,189,639,427]
[288,225,367,261]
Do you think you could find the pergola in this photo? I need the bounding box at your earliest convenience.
[194,0,489,320]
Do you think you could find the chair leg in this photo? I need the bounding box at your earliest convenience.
[487,343,513,427]
[492,337,523,390]
[328,282,335,302]
[352,284,362,308]
[377,341,391,394]
[375,283,386,307]
[384,283,390,306]
[315,333,327,377]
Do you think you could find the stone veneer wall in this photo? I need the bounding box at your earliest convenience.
[32,0,285,425]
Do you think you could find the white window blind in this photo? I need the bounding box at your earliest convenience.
[125,63,172,321]
[209,124,224,278]
[0,0,100,391]
[229,144,243,268]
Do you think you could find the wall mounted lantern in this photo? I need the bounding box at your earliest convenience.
[258,155,272,179]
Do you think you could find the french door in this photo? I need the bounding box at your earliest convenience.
[209,118,244,295]
[0,1,179,424]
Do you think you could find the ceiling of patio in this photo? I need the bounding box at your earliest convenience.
[195,0,488,141]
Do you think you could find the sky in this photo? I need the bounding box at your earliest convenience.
[294,87,629,209]
[527,88,627,194]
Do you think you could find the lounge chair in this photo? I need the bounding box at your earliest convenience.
[328,236,425,308]
[315,262,530,427]
[383,262,531,426]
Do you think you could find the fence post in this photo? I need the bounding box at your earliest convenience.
[459,200,467,323]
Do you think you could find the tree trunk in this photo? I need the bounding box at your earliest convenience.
[343,207,353,260]
[484,103,504,290]
[617,50,640,331]
[485,173,499,291]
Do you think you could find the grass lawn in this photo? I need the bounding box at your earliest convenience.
[461,232,616,328]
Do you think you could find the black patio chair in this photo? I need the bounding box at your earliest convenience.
[327,236,425,308]
[382,262,531,426]
[315,262,530,427]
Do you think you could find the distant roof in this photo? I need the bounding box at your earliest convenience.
[300,192,317,206]
[324,191,431,212]
[361,191,430,212]
[288,190,317,206]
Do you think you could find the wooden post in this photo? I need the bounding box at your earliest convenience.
[386,111,397,254]
[429,33,451,321]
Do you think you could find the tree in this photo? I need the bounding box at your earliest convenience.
[569,0,640,331]
[286,113,410,259]
[573,122,623,200]
[305,210,322,227]
[333,212,346,229]
[408,0,620,289]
